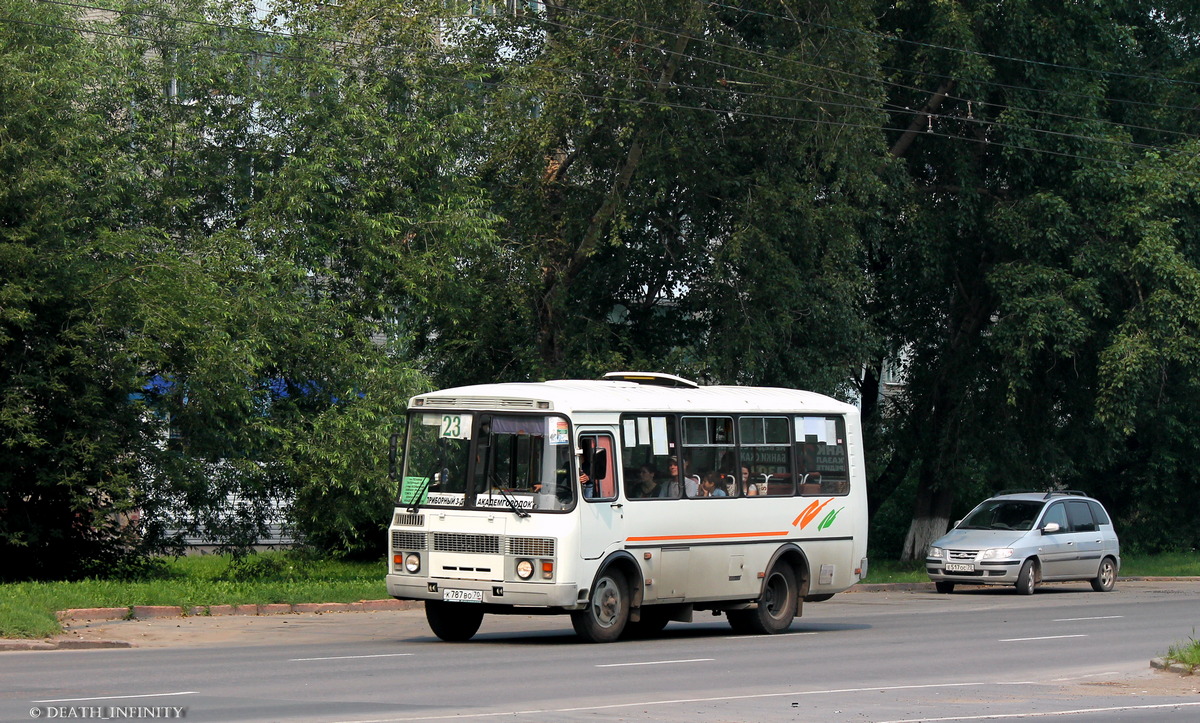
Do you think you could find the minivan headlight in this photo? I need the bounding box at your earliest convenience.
[927,547,944,559]
[981,548,1014,560]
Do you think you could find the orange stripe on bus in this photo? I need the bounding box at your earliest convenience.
[625,531,790,542]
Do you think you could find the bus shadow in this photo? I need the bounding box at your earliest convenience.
[401,620,872,646]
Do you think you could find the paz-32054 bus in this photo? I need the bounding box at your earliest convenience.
[386,372,868,643]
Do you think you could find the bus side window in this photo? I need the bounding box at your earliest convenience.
[581,433,617,501]
[796,415,850,496]
[739,416,792,496]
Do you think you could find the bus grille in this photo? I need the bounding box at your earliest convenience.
[434,533,501,554]
[507,537,556,557]
[393,512,424,527]
[392,531,427,550]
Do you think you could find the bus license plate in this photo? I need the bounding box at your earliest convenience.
[945,563,974,572]
[443,589,483,603]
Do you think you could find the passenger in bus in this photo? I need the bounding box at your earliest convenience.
[698,471,729,497]
[742,467,760,496]
[630,464,659,498]
[669,456,700,496]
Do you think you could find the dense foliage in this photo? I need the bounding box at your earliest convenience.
[2,0,1198,578]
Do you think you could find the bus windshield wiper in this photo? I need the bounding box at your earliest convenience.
[489,476,530,518]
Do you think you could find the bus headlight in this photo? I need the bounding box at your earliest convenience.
[404,553,421,573]
[516,559,534,580]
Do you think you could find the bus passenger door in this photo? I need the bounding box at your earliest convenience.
[577,430,624,561]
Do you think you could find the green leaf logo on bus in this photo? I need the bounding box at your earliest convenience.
[817,507,844,531]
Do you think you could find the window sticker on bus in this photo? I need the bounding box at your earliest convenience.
[438,413,472,439]
[800,416,827,443]
[550,418,569,445]
[476,494,535,510]
[426,492,465,506]
[623,419,636,446]
[650,416,669,456]
[400,477,429,504]
[636,417,650,446]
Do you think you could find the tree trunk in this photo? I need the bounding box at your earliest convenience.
[899,477,954,562]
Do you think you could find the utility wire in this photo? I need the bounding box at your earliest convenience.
[537,2,1200,142]
[2,11,1189,167]
[704,0,1200,89]
[37,0,1200,148]
[525,9,1191,155]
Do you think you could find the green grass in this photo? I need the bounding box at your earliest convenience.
[0,552,386,639]
[1165,633,1200,667]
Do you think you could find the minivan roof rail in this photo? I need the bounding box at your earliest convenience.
[1043,489,1087,499]
[997,489,1040,496]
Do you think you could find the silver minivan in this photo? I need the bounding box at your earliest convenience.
[926,491,1120,595]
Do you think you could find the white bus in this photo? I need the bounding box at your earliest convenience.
[386,372,868,643]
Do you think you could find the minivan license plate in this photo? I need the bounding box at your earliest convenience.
[443,589,483,603]
[945,563,974,572]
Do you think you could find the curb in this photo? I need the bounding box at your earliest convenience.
[1151,657,1196,676]
[0,639,132,652]
[3,600,423,652]
[53,598,421,624]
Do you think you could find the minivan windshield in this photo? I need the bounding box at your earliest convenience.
[958,500,1044,531]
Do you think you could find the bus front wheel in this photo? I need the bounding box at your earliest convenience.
[571,568,630,643]
[425,600,484,642]
[727,565,797,635]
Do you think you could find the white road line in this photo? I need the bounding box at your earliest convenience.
[999,634,1087,642]
[723,632,819,640]
[1049,671,1120,682]
[290,653,416,662]
[33,692,198,703]
[595,658,714,668]
[879,701,1200,722]
[325,682,998,722]
[1051,616,1123,622]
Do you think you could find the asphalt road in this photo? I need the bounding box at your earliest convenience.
[3,581,1199,722]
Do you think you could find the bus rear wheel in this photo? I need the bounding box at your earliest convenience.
[727,565,797,635]
[425,600,484,642]
[571,568,630,643]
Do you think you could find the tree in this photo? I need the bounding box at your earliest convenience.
[872,0,1200,558]
[0,0,498,576]
[418,0,886,391]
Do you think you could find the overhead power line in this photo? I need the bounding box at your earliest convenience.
[704,0,1200,89]
[4,5,1194,167]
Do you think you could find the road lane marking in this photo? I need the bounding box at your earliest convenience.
[290,653,415,661]
[1051,616,1123,622]
[33,692,197,703]
[724,632,819,640]
[999,634,1087,642]
[879,701,1200,722]
[324,682,1002,721]
[595,658,714,668]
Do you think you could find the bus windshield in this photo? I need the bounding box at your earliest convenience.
[399,412,575,512]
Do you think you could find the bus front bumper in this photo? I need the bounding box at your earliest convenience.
[386,574,584,609]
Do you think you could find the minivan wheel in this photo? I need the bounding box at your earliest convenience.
[1015,559,1037,595]
[1091,557,1117,592]
[935,581,955,594]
